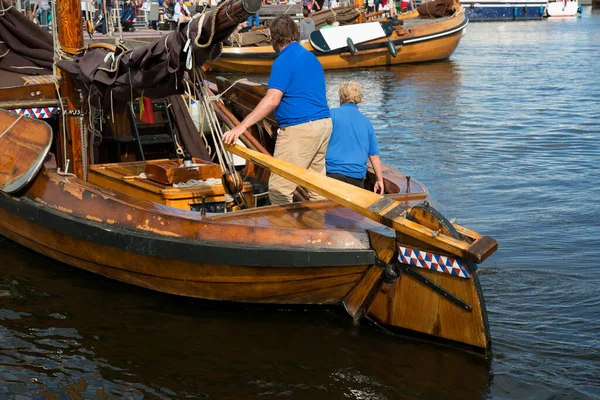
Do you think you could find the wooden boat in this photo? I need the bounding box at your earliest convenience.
[205,6,468,73]
[0,0,497,355]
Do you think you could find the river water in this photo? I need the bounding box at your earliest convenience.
[1,9,600,400]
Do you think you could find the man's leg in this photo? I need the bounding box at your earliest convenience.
[268,126,300,205]
[305,117,332,201]
[41,9,49,30]
[268,118,332,205]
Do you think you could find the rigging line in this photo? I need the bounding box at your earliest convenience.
[194,68,233,173]
[184,78,212,157]
[195,68,232,164]
[0,114,24,140]
[194,0,226,49]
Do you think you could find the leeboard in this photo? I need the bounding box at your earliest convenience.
[0,109,53,194]
[225,143,498,263]
[310,22,394,52]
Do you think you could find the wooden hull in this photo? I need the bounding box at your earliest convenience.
[0,161,491,354]
[206,10,468,73]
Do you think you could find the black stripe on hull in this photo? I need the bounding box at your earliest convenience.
[0,193,376,268]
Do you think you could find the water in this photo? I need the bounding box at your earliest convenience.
[2,10,600,399]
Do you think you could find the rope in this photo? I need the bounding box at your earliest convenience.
[80,116,88,181]
[193,68,235,174]
[0,114,24,140]
[0,3,14,16]
[194,0,227,49]
[205,78,247,103]
[182,79,211,157]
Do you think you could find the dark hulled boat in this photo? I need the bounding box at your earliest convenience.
[0,0,496,355]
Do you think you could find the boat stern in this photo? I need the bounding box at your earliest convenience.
[343,219,492,355]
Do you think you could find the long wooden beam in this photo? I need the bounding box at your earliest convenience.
[225,144,497,263]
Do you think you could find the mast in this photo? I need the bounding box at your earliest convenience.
[57,0,85,178]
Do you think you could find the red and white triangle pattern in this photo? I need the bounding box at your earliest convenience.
[9,107,59,119]
[397,245,470,279]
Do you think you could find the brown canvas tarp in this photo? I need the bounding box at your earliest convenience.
[57,16,235,111]
[168,94,212,162]
[417,0,459,17]
[0,1,54,76]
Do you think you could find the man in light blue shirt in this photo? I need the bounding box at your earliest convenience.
[326,81,384,193]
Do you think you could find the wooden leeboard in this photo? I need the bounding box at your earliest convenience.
[225,144,497,263]
[0,110,53,194]
[310,22,393,52]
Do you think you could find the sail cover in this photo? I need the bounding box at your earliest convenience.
[0,1,54,75]
[57,0,259,110]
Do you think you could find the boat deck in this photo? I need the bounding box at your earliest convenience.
[211,200,391,233]
[402,14,454,29]
[87,160,422,235]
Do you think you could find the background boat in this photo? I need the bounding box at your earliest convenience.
[206,6,467,72]
[546,0,582,16]
[461,0,547,20]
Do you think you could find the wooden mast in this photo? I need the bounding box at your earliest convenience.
[57,0,85,177]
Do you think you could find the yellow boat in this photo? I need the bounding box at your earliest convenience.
[205,7,467,73]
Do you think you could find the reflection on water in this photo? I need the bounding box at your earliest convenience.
[0,241,492,398]
[2,10,600,399]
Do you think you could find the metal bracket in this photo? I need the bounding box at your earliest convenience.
[395,261,473,312]
[53,109,88,117]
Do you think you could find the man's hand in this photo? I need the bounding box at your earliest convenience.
[222,125,246,145]
[222,88,282,145]
[373,180,384,194]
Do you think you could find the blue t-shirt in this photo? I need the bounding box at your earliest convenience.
[268,42,330,127]
[326,104,380,179]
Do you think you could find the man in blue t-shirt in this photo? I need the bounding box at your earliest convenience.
[326,81,384,194]
[223,16,332,205]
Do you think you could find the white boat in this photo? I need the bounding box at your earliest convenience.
[546,0,581,16]
[461,0,547,21]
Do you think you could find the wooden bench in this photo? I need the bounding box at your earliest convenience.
[89,160,255,213]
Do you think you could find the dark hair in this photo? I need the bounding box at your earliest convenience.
[270,16,299,46]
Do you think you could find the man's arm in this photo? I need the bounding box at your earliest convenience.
[368,154,385,194]
[222,88,283,144]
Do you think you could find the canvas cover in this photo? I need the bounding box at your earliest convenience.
[57,15,236,111]
[0,1,54,75]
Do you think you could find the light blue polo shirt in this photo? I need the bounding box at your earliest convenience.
[326,104,380,179]
[268,42,330,127]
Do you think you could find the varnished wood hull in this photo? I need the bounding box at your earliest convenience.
[0,167,380,302]
[0,162,491,354]
[206,10,468,73]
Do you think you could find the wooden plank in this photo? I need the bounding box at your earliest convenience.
[0,208,368,304]
[225,144,497,263]
[365,267,488,350]
[343,266,384,318]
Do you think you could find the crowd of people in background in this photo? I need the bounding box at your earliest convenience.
[17,0,400,37]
